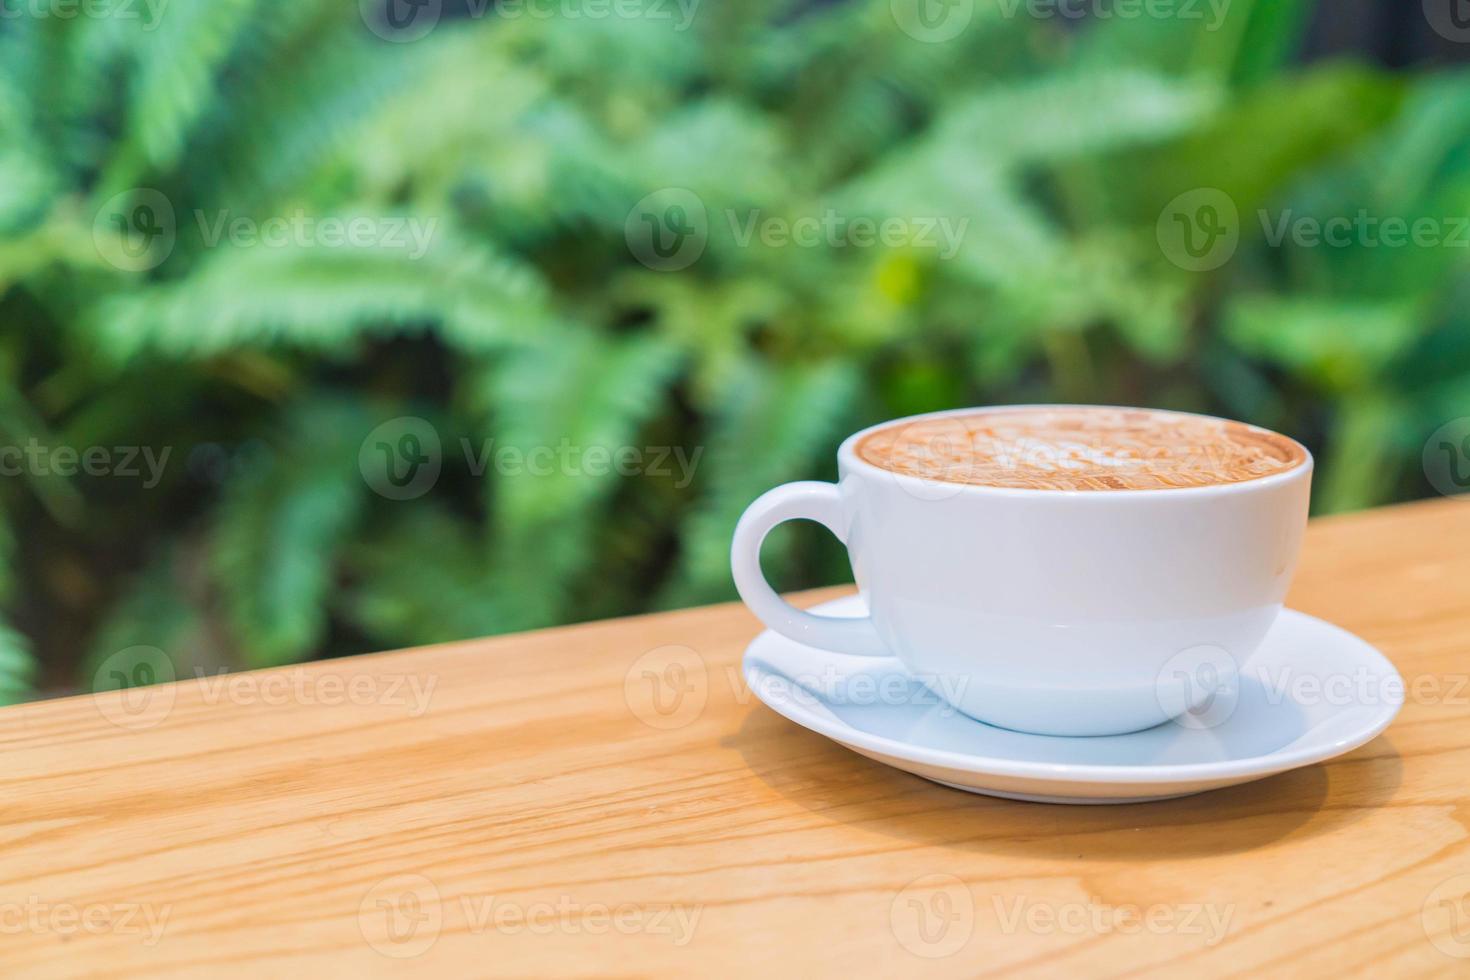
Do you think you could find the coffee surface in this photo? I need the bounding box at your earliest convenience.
[855,407,1306,491]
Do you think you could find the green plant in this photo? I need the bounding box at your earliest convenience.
[0,0,1466,701]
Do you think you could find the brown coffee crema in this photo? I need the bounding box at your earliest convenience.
[854,407,1307,491]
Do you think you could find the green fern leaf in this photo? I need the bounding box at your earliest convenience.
[937,69,1221,166]
[474,328,685,625]
[342,505,513,646]
[477,330,686,524]
[0,378,82,523]
[210,397,367,667]
[0,78,56,234]
[1226,295,1425,392]
[80,549,214,692]
[662,358,859,607]
[1120,64,1406,224]
[179,14,426,213]
[0,514,14,605]
[0,618,36,706]
[97,0,263,197]
[87,227,555,360]
[1317,394,1410,514]
[629,99,787,203]
[0,12,136,178]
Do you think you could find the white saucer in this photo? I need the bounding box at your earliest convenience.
[742,596,1402,804]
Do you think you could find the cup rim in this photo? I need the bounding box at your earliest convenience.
[838,404,1314,499]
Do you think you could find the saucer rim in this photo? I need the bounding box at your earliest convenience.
[742,603,1402,786]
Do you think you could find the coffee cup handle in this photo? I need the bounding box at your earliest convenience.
[731,481,889,657]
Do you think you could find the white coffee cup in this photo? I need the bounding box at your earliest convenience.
[731,406,1312,736]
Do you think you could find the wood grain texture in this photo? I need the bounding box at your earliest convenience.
[2,498,1469,977]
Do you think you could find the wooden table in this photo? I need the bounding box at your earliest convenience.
[3,498,1468,977]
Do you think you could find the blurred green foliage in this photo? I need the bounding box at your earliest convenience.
[0,0,1467,700]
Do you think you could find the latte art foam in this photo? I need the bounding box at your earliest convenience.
[855,407,1306,491]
